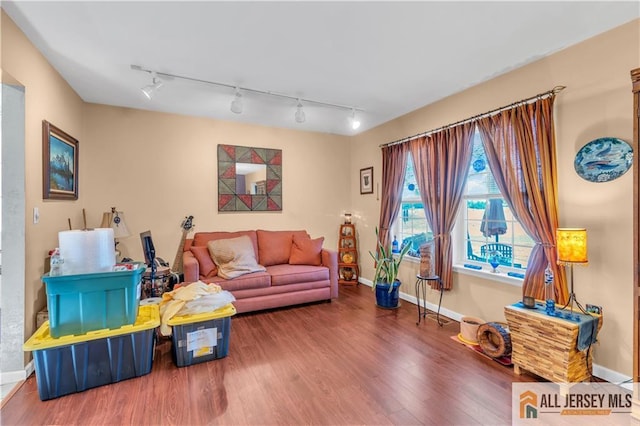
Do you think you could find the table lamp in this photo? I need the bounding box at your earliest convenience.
[101,207,131,260]
[556,228,588,321]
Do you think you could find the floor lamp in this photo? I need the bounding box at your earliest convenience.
[556,228,588,321]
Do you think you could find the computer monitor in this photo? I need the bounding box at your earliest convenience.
[140,230,156,267]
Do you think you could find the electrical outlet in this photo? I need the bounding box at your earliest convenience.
[33,207,39,224]
[586,304,602,315]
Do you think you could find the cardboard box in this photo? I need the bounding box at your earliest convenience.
[36,309,49,329]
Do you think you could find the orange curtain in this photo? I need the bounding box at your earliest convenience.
[476,96,568,303]
[377,143,409,253]
[409,122,475,290]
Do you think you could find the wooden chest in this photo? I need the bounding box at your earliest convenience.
[504,303,602,384]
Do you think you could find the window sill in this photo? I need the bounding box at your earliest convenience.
[452,264,523,287]
[403,256,523,287]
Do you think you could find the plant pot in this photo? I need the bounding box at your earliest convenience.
[459,316,485,344]
[375,280,401,309]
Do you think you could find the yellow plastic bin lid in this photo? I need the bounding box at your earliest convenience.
[24,304,160,351]
[167,303,236,326]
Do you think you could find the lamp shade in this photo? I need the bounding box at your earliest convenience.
[556,228,588,264]
[100,209,131,239]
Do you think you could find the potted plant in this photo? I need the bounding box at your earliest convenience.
[369,228,411,309]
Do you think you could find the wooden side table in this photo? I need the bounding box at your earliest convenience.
[504,302,602,392]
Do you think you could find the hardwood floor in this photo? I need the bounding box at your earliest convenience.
[1,285,540,425]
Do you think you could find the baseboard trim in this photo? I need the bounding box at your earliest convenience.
[357,277,629,385]
[25,360,34,378]
[592,364,632,388]
[0,360,34,385]
[359,277,462,322]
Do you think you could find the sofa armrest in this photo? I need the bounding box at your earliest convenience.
[183,251,199,283]
[322,249,339,299]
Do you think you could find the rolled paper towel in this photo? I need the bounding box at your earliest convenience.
[58,228,116,274]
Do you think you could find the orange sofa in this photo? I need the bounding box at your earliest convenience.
[182,230,338,313]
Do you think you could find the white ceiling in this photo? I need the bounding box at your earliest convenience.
[3,1,639,136]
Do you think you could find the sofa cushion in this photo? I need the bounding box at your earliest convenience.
[256,230,309,266]
[204,271,271,292]
[266,264,330,286]
[190,246,218,278]
[207,235,266,279]
[289,235,324,266]
[193,231,258,259]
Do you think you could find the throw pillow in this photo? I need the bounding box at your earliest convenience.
[207,235,266,279]
[256,230,305,266]
[189,246,218,278]
[192,231,259,260]
[256,229,293,266]
[289,235,324,266]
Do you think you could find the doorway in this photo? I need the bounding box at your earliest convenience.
[0,78,27,389]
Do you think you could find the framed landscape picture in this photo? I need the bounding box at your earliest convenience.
[360,166,373,194]
[42,120,79,200]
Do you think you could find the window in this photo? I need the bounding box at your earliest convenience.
[393,130,535,274]
[392,156,432,258]
[461,130,535,273]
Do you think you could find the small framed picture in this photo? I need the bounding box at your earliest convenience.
[42,120,79,200]
[360,166,373,194]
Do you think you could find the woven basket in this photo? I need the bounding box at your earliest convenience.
[460,316,485,344]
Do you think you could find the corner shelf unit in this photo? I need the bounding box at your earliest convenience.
[338,224,359,286]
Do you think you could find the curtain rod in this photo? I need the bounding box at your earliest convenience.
[379,85,566,148]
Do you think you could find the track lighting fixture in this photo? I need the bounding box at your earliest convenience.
[131,65,364,129]
[295,100,306,123]
[230,88,243,114]
[350,109,361,130]
[140,72,163,100]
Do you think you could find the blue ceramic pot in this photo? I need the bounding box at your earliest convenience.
[375,280,401,309]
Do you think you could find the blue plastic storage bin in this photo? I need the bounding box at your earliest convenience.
[168,304,236,367]
[23,304,159,401]
[42,262,144,338]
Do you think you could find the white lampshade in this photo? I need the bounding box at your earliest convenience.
[101,209,131,239]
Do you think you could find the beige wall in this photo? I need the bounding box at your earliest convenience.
[1,10,351,348]
[1,11,85,347]
[3,7,639,377]
[352,19,640,376]
[81,104,350,264]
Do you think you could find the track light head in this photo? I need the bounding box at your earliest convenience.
[350,109,361,130]
[230,88,243,114]
[141,73,163,100]
[132,65,366,128]
[295,100,306,123]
